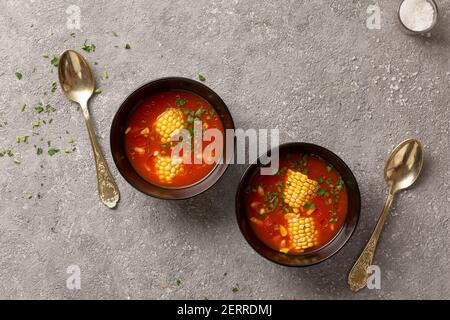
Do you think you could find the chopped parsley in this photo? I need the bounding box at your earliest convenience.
[125,43,131,49]
[48,148,60,156]
[94,88,102,94]
[198,73,206,82]
[82,40,96,53]
[15,72,23,80]
[50,57,59,66]
[36,147,43,155]
[316,188,327,196]
[176,98,187,107]
[35,104,44,113]
[303,203,316,210]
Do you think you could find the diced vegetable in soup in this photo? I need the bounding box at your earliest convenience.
[125,90,224,187]
[245,153,348,254]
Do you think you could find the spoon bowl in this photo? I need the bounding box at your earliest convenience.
[385,139,424,193]
[59,50,95,105]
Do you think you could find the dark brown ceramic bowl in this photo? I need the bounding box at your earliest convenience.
[110,77,235,200]
[235,143,361,267]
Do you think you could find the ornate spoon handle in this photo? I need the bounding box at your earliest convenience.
[348,190,395,292]
[80,101,120,209]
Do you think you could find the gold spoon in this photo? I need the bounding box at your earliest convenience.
[58,50,120,209]
[348,139,424,292]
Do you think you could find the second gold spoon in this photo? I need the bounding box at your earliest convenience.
[348,139,424,292]
[58,50,120,209]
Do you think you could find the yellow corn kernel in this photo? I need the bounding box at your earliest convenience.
[155,108,185,143]
[155,155,184,183]
[283,169,319,208]
[250,217,263,226]
[279,248,290,254]
[283,214,318,251]
[134,147,146,155]
[140,127,150,135]
[279,225,288,237]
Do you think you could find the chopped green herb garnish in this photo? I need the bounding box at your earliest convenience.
[36,148,43,155]
[112,31,119,37]
[20,103,27,112]
[232,284,240,293]
[183,109,191,115]
[82,40,96,53]
[317,177,324,184]
[125,43,131,49]
[94,88,102,94]
[15,72,23,80]
[186,115,194,123]
[13,158,21,165]
[194,108,205,117]
[48,148,60,156]
[325,178,333,185]
[35,105,44,113]
[176,278,181,286]
[329,218,338,223]
[50,57,59,66]
[198,73,206,82]
[303,203,316,210]
[51,82,57,93]
[176,98,187,107]
[42,54,49,59]
[32,119,41,128]
[316,188,327,196]
[101,71,109,80]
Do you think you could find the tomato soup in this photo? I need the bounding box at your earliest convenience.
[125,90,224,188]
[245,153,348,254]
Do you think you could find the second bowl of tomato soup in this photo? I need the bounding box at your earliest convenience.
[236,143,361,267]
[111,77,235,199]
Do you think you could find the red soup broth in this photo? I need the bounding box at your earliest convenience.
[245,153,348,254]
[125,90,224,188]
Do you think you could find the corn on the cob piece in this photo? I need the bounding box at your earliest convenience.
[155,155,184,183]
[283,169,319,208]
[155,108,185,143]
[283,213,318,252]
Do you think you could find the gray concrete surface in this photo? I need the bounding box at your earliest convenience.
[0,0,449,300]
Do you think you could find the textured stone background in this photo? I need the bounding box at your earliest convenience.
[0,0,449,299]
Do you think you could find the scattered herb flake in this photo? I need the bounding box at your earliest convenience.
[176,278,181,286]
[82,40,96,53]
[94,88,102,94]
[232,284,240,293]
[112,31,119,37]
[125,43,131,49]
[13,158,21,165]
[101,71,109,80]
[20,103,27,112]
[316,188,327,196]
[48,148,59,156]
[42,54,49,59]
[317,177,324,184]
[198,73,206,82]
[15,72,23,80]
[36,147,43,155]
[35,105,44,113]
[50,57,59,66]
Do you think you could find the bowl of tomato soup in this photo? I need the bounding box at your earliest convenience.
[111,77,234,199]
[235,143,360,266]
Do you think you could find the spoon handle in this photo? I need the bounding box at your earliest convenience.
[80,101,120,209]
[348,190,395,292]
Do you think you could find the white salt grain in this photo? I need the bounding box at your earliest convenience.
[399,0,436,32]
